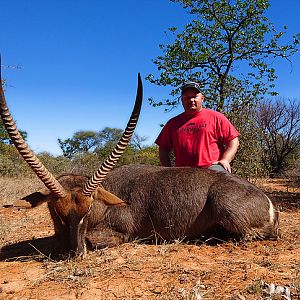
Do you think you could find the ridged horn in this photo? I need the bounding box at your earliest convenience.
[0,57,67,198]
[82,73,143,196]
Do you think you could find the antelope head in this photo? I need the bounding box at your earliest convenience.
[0,57,143,256]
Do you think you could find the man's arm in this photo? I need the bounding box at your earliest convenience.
[158,147,172,167]
[214,137,239,173]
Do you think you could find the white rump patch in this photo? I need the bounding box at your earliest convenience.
[265,195,275,224]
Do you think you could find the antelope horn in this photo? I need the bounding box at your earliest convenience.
[0,57,67,198]
[82,73,143,196]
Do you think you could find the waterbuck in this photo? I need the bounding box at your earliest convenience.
[0,59,279,256]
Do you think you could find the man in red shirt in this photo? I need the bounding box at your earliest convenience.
[155,82,240,173]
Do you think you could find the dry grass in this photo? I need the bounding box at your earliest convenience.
[0,177,299,299]
[0,176,43,206]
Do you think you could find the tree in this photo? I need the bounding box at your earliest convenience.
[0,119,28,145]
[0,119,12,144]
[58,130,100,159]
[96,127,123,151]
[228,104,267,178]
[255,97,300,176]
[147,0,299,112]
[58,127,147,159]
[130,133,148,151]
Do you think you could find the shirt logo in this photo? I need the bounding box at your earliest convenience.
[178,123,207,134]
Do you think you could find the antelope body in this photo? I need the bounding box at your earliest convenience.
[22,165,279,254]
[101,164,279,243]
[0,59,279,256]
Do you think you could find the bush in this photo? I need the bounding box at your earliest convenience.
[132,146,160,165]
[0,144,32,177]
[67,152,100,176]
[228,106,268,179]
[38,152,71,177]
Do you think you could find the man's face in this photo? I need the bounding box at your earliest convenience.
[181,88,204,113]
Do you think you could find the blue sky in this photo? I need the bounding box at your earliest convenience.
[1,0,300,155]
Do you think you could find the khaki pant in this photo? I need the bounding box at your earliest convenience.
[207,164,227,173]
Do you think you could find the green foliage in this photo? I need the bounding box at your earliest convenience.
[58,127,147,160]
[229,105,267,178]
[1,119,158,178]
[147,0,299,112]
[37,152,71,177]
[0,119,10,144]
[58,130,101,159]
[0,145,71,178]
[0,143,32,177]
[58,127,124,159]
[132,146,160,165]
[97,127,123,146]
[67,152,100,177]
[285,155,300,182]
[0,119,27,145]
[60,145,159,177]
[0,143,161,179]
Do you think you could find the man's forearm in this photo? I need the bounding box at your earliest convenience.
[159,148,172,167]
[222,137,239,163]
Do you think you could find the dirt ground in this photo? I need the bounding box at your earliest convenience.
[0,177,299,299]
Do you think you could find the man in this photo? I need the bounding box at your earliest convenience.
[155,82,240,173]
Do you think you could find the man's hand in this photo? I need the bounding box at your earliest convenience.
[213,137,239,173]
[212,159,232,173]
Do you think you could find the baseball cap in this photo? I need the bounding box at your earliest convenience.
[181,82,201,94]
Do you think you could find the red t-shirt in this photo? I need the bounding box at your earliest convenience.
[155,109,240,168]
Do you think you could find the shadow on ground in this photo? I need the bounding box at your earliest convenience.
[0,236,59,261]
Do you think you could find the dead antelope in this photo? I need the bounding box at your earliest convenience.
[0,59,279,256]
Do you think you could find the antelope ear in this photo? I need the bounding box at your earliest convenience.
[93,187,127,206]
